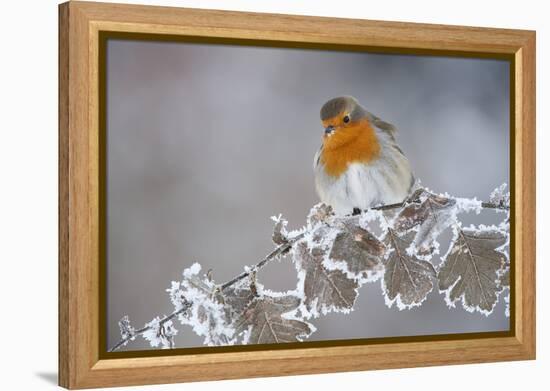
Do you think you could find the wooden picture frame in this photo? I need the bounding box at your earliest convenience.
[59,1,536,389]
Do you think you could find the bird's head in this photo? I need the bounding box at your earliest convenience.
[320,96,370,149]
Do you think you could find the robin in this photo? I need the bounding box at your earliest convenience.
[314,96,415,215]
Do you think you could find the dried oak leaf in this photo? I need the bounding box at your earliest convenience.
[383,230,437,308]
[329,222,385,277]
[393,192,457,253]
[233,295,313,344]
[294,242,359,315]
[438,227,507,314]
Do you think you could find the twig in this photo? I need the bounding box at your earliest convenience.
[221,233,305,291]
[481,201,510,210]
[371,201,411,211]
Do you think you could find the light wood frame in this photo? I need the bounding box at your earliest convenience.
[59,1,536,389]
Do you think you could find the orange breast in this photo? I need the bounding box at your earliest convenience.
[320,119,380,177]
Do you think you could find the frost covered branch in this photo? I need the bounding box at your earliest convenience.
[109,184,510,352]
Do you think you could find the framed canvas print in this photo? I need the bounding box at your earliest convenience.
[58,1,536,389]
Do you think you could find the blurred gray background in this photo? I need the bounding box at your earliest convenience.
[106,39,510,351]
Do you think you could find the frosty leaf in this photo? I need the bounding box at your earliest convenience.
[234,294,313,344]
[221,278,257,318]
[168,263,234,345]
[504,292,510,318]
[499,268,510,287]
[329,222,385,277]
[438,227,507,314]
[143,317,178,349]
[118,315,135,340]
[271,214,289,245]
[307,203,334,227]
[500,266,510,318]
[497,240,510,261]
[495,220,510,260]
[394,191,457,253]
[383,230,437,308]
[294,242,359,315]
[490,183,510,208]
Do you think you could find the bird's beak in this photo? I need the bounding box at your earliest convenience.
[324,125,335,136]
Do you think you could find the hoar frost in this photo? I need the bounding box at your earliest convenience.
[142,317,177,349]
[111,185,510,351]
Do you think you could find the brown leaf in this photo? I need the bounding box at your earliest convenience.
[221,279,256,318]
[294,242,359,315]
[329,222,385,277]
[272,217,289,245]
[307,203,334,227]
[438,227,507,314]
[394,191,457,252]
[383,230,436,308]
[499,268,510,287]
[233,295,313,344]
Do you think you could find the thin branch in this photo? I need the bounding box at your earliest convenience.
[481,201,510,210]
[371,201,410,211]
[221,233,305,291]
[370,195,509,212]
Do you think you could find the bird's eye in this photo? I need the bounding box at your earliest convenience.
[343,115,350,123]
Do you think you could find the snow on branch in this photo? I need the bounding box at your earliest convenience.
[109,184,510,352]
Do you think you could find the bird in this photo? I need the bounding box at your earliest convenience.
[313,96,415,216]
